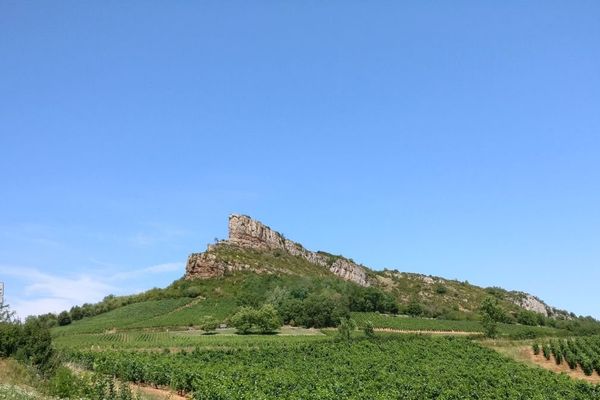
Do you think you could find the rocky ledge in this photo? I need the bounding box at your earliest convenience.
[185,214,370,286]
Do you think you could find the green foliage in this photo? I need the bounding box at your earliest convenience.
[230,304,282,334]
[47,366,80,398]
[337,317,356,342]
[18,319,54,373]
[405,299,424,317]
[362,320,375,338]
[296,293,347,328]
[254,304,282,333]
[57,311,71,326]
[68,335,600,399]
[347,286,399,314]
[534,336,600,377]
[480,297,506,338]
[230,306,256,334]
[199,317,219,334]
[0,305,55,374]
[435,285,448,294]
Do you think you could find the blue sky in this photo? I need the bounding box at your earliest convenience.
[1,1,599,319]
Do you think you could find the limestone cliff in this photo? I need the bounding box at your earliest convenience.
[185,214,370,286]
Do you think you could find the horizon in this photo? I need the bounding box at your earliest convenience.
[1,1,599,319]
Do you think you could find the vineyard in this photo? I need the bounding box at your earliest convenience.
[67,335,600,399]
[352,312,566,337]
[53,299,193,335]
[534,336,600,376]
[53,328,328,351]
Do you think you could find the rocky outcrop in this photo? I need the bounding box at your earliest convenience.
[185,214,370,286]
[510,293,550,317]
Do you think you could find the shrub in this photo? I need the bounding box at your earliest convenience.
[435,285,448,295]
[200,317,219,334]
[337,317,356,343]
[363,320,375,338]
[532,343,540,355]
[48,366,81,398]
[581,357,594,376]
[542,343,551,360]
[254,304,282,334]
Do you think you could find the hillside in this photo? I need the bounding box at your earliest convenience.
[185,214,568,319]
[51,214,592,338]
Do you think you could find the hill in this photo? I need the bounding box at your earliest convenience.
[51,214,598,338]
[185,214,568,320]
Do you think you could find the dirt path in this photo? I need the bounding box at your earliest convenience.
[66,362,189,399]
[129,382,188,400]
[374,328,481,336]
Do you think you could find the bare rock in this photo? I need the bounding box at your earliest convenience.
[185,214,370,286]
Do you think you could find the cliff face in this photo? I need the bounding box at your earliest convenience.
[185,214,370,286]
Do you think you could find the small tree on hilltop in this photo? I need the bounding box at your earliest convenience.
[58,311,72,326]
[480,296,505,338]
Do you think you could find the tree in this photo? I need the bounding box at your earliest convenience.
[480,296,505,338]
[406,299,424,317]
[58,311,72,326]
[199,317,218,334]
[230,305,282,334]
[0,303,16,323]
[70,306,84,321]
[300,293,347,328]
[255,304,282,333]
[230,307,256,334]
[337,317,356,342]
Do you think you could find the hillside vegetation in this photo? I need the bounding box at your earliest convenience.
[51,245,598,339]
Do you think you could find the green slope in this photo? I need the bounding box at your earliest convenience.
[52,244,596,338]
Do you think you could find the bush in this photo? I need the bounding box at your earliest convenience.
[435,285,448,295]
[532,343,540,355]
[48,366,81,398]
[406,300,424,317]
[254,304,281,334]
[542,343,551,360]
[363,320,375,338]
[199,317,218,334]
[581,357,594,376]
[337,317,356,342]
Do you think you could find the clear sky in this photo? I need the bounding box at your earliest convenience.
[1,1,599,319]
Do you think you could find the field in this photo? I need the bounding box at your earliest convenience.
[352,312,566,337]
[66,334,600,399]
[53,327,327,351]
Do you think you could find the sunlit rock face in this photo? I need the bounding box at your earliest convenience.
[185,214,370,286]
